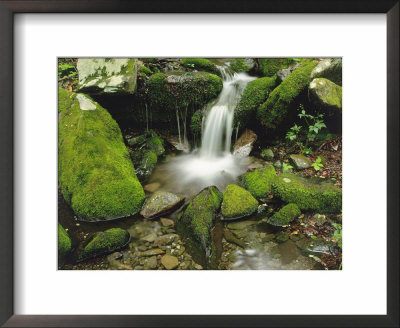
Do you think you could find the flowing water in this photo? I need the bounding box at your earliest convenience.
[147,63,257,197]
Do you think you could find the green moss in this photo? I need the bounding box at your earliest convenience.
[221,184,259,219]
[182,58,220,76]
[275,231,290,243]
[58,223,72,259]
[178,186,223,252]
[139,58,157,63]
[79,228,130,261]
[268,203,301,226]
[271,173,342,213]
[190,110,203,135]
[139,65,152,77]
[257,60,318,130]
[230,58,251,73]
[147,135,165,156]
[241,164,276,199]
[58,88,145,221]
[148,71,223,112]
[234,76,277,129]
[258,58,295,77]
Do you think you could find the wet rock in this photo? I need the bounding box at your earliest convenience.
[141,233,158,243]
[221,184,259,220]
[262,234,275,242]
[177,186,222,254]
[77,58,137,95]
[194,264,203,270]
[144,256,158,270]
[177,246,186,256]
[140,191,185,219]
[109,260,133,270]
[78,228,130,261]
[139,248,165,257]
[160,218,174,227]
[223,229,246,248]
[271,173,342,213]
[107,252,123,262]
[161,255,179,270]
[311,58,342,85]
[268,204,301,227]
[273,160,282,169]
[289,154,312,170]
[312,213,327,226]
[134,265,144,270]
[166,135,190,152]
[276,62,300,83]
[260,148,274,161]
[227,220,258,230]
[296,238,335,255]
[153,234,178,246]
[233,129,257,158]
[275,231,290,243]
[144,182,161,193]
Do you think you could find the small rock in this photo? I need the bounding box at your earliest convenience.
[289,154,312,170]
[194,264,203,270]
[141,232,157,242]
[273,160,282,169]
[161,255,179,270]
[138,248,165,257]
[312,213,327,226]
[153,234,178,246]
[177,246,185,256]
[275,231,290,243]
[134,265,144,270]
[107,252,123,262]
[233,129,257,158]
[260,148,274,161]
[140,191,185,219]
[160,218,174,227]
[144,256,158,270]
[227,220,257,230]
[144,182,161,193]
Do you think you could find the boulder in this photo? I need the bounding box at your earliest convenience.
[58,223,71,259]
[311,58,342,85]
[221,184,259,220]
[289,154,312,170]
[140,191,185,219]
[257,60,318,132]
[77,58,137,95]
[58,89,145,221]
[233,129,257,158]
[276,63,300,83]
[230,58,255,73]
[257,58,295,77]
[182,58,220,76]
[268,203,301,227]
[240,164,276,199]
[309,78,342,113]
[234,76,277,129]
[178,186,222,253]
[271,174,342,213]
[78,228,130,261]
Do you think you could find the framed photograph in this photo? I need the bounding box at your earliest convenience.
[0,0,398,327]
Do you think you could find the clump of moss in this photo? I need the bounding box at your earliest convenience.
[58,223,72,259]
[78,228,130,261]
[257,58,295,77]
[271,173,342,213]
[147,134,165,156]
[241,164,276,199]
[230,58,252,73]
[182,58,220,76]
[234,76,277,129]
[268,203,301,227]
[178,186,223,253]
[190,110,203,136]
[58,88,145,221]
[257,60,318,130]
[221,184,259,219]
[148,71,222,111]
[139,65,152,77]
[139,58,158,63]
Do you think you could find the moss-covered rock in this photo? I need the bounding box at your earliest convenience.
[190,110,203,136]
[240,164,276,199]
[77,58,137,95]
[58,223,72,259]
[309,78,342,111]
[148,71,223,111]
[182,58,220,76]
[260,148,274,161]
[234,76,277,129]
[58,88,145,221]
[311,58,342,85]
[257,58,295,77]
[268,203,301,226]
[221,184,259,220]
[230,58,254,73]
[257,60,318,131]
[289,154,312,170]
[78,228,130,261]
[178,186,223,253]
[271,174,342,213]
[138,65,152,77]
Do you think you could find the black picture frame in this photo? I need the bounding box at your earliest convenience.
[0,1,398,327]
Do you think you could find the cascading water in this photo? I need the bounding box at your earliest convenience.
[148,62,257,197]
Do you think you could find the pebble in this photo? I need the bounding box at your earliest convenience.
[143,182,161,193]
[144,256,158,270]
[161,255,179,270]
[154,234,178,246]
[160,218,174,227]
[107,252,122,262]
[138,248,165,257]
[141,233,157,243]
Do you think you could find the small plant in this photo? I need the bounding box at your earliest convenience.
[282,163,293,172]
[331,223,342,249]
[312,156,324,171]
[285,104,327,153]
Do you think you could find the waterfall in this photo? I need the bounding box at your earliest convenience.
[200,66,256,158]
